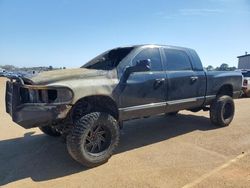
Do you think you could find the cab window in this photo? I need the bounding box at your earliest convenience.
[164,49,192,71]
[132,48,163,71]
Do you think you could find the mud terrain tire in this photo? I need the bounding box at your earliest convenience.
[210,95,235,127]
[67,112,120,167]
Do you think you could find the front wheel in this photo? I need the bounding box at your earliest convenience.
[210,95,235,127]
[67,112,120,167]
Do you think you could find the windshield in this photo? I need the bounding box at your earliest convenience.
[82,47,134,70]
[242,71,250,77]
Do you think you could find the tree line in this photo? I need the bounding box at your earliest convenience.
[204,63,237,71]
[0,65,66,72]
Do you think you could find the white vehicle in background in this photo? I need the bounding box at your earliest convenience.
[242,70,250,97]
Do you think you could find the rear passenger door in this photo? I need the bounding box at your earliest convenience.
[162,48,206,111]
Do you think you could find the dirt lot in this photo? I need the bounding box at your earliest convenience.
[0,77,250,188]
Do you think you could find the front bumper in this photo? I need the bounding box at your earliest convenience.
[5,80,72,129]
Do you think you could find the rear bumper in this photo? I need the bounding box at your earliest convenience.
[242,87,250,96]
[5,80,71,129]
[242,86,249,91]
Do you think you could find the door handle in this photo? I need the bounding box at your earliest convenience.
[154,78,165,89]
[190,76,198,82]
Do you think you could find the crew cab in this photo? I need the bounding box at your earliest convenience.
[5,45,242,167]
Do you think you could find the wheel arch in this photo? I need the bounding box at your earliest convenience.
[70,95,119,122]
[216,84,233,98]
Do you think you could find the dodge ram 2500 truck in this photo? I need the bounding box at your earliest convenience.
[5,45,242,167]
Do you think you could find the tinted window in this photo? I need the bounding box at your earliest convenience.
[164,49,192,71]
[132,48,162,71]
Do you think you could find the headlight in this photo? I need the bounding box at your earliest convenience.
[20,85,73,104]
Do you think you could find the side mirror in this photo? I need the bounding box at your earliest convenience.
[129,59,151,73]
[121,59,151,84]
[136,59,151,71]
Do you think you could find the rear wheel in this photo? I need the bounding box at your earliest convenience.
[210,95,235,127]
[39,126,61,137]
[67,112,120,167]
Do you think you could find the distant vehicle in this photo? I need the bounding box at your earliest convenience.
[0,68,6,74]
[5,45,243,167]
[2,72,15,78]
[0,69,6,77]
[0,71,30,78]
[242,70,250,97]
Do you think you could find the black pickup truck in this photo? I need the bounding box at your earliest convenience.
[5,45,242,167]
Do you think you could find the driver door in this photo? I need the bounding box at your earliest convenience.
[119,47,167,120]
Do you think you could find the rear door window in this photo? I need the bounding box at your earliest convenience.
[164,49,192,71]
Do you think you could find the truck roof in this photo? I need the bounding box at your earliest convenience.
[116,44,195,52]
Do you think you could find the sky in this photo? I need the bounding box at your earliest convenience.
[0,0,249,68]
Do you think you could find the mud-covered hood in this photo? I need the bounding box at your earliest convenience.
[24,68,108,85]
